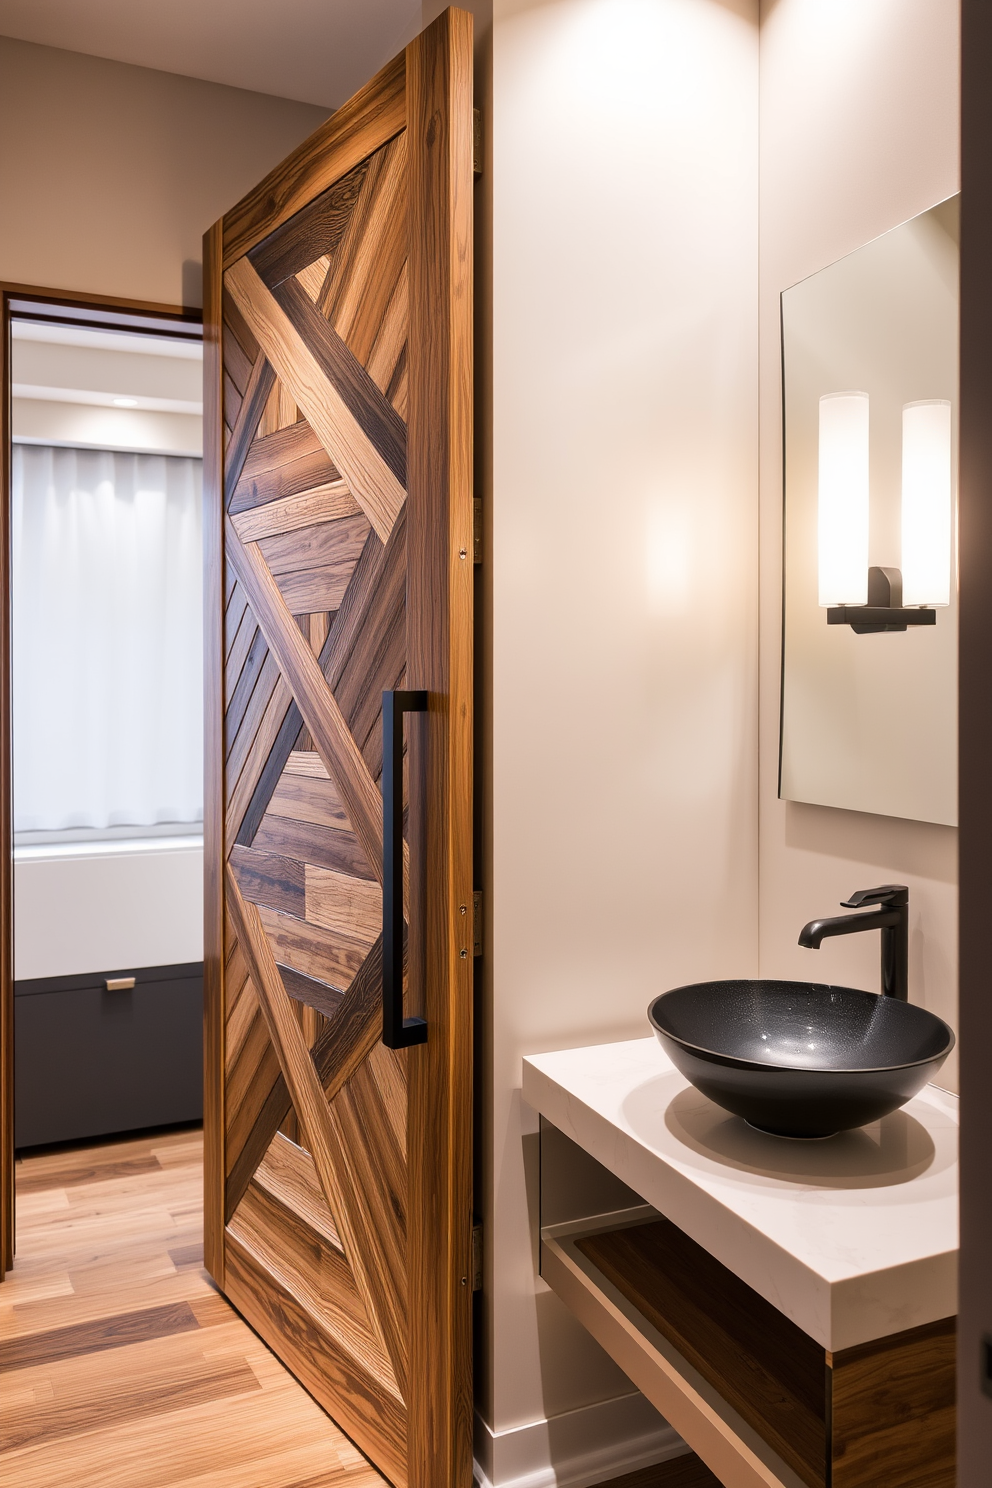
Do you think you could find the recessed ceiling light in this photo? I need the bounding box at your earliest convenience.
[112,397,138,408]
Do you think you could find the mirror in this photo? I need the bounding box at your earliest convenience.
[780,196,959,827]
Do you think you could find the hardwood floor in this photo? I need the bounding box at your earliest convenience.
[0,1127,387,1487]
[0,1125,720,1488]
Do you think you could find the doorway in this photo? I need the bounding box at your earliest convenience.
[0,287,203,1273]
[0,289,381,1484]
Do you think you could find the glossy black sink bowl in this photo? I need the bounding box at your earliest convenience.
[647,980,954,1138]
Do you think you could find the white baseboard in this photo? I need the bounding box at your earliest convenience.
[473,1391,688,1488]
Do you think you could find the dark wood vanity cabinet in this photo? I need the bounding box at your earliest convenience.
[578,1218,955,1488]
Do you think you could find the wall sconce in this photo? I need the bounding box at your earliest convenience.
[901,399,952,607]
[819,393,950,635]
[818,392,869,608]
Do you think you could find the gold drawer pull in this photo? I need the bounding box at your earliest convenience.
[105,976,136,991]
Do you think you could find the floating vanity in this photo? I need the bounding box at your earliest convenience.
[523,1038,957,1488]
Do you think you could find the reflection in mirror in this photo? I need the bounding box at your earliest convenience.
[780,196,958,826]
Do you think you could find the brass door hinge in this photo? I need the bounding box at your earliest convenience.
[473,891,483,956]
[472,1222,484,1290]
[473,109,483,176]
[473,497,483,564]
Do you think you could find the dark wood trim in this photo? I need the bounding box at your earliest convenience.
[0,290,12,1278]
[958,4,992,1480]
[0,281,200,1282]
[830,1316,955,1488]
[406,11,475,1488]
[202,222,226,1287]
[0,281,200,323]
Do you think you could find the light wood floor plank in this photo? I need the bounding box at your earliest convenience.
[0,1127,388,1488]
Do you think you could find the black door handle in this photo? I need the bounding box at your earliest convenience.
[382,689,429,1049]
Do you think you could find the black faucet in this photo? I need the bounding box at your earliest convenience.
[798,886,909,1000]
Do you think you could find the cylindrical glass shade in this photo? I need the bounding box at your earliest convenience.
[818,392,869,606]
[901,399,952,607]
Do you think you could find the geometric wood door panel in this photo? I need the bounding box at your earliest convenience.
[202,13,474,1486]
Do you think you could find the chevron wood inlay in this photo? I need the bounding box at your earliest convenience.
[224,353,277,506]
[251,812,376,882]
[231,420,341,515]
[231,479,360,543]
[224,285,261,361]
[273,275,407,486]
[226,257,405,543]
[226,518,384,879]
[229,842,306,918]
[227,872,408,1400]
[267,768,351,830]
[227,651,285,779]
[315,136,406,353]
[234,698,305,851]
[367,262,409,397]
[258,510,371,615]
[204,18,473,1484]
[306,865,381,942]
[257,903,370,990]
[249,158,372,292]
[229,1174,402,1403]
[281,963,346,1021]
[226,682,296,854]
[311,937,387,1103]
[224,325,253,401]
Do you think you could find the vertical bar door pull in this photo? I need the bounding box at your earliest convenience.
[382,689,429,1049]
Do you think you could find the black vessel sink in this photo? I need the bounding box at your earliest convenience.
[647,980,954,1138]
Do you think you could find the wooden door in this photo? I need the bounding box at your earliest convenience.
[202,12,474,1487]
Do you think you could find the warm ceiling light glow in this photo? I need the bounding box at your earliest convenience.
[112,397,138,407]
[901,400,952,608]
[818,392,869,607]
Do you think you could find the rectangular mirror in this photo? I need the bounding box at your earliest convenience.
[780,196,959,827]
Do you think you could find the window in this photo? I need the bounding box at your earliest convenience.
[12,444,203,841]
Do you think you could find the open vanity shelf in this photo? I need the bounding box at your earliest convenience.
[524,1039,958,1488]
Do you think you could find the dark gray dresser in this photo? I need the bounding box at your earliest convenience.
[14,961,203,1148]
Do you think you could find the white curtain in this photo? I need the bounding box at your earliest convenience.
[12,445,203,834]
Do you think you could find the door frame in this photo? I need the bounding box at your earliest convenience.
[959,1,992,1476]
[0,283,202,1278]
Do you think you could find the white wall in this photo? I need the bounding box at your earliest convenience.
[14,840,204,981]
[12,323,204,457]
[0,36,328,307]
[481,1,760,1482]
[757,0,961,1086]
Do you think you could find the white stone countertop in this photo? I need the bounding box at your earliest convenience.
[522,1037,958,1353]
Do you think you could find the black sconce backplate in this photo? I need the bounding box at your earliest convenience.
[827,566,937,635]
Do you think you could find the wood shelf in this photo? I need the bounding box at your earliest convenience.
[541,1208,954,1488]
[523,1041,958,1354]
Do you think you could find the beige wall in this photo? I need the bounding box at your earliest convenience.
[0,37,328,307]
[480,1,760,1481]
[757,0,961,1087]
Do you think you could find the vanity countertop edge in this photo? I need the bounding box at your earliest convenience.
[522,1036,958,1353]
